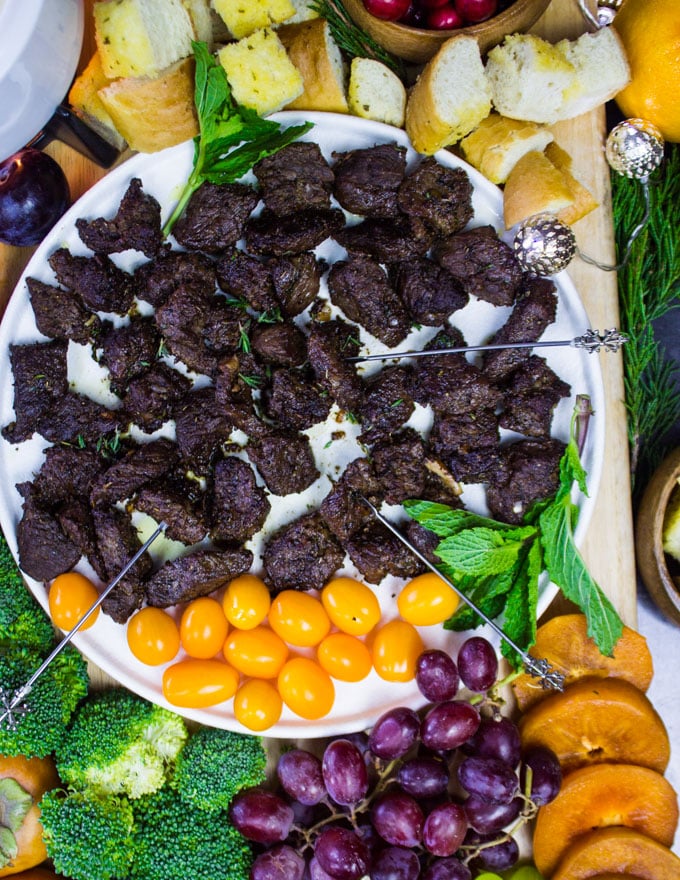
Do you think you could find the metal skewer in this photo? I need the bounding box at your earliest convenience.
[359,497,565,691]
[0,521,167,730]
[346,328,627,364]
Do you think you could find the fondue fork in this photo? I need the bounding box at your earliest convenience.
[347,328,627,364]
[0,522,167,730]
[359,497,566,692]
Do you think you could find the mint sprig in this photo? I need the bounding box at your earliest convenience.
[404,398,624,664]
[163,41,313,237]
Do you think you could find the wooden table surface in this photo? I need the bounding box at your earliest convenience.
[0,0,638,688]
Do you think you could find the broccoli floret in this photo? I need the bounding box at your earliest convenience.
[39,789,135,880]
[56,688,188,799]
[130,786,253,880]
[0,644,88,758]
[0,531,55,653]
[173,726,267,812]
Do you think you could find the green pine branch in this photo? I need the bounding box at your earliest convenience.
[613,143,680,494]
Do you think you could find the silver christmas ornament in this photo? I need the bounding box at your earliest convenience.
[605,118,665,180]
[512,213,577,276]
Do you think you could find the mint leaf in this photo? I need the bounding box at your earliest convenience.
[443,573,510,632]
[435,527,534,577]
[539,494,623,656]
[501,539,543,666]
[403,500,529,538]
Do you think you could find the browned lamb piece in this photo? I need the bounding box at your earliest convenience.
[208,457,270,544]
[391,257,468,326]
[397,157,474,238]
[332,143,407,218]
[254,141,335,216]
[486,438,566,525]
[245,208,345,257]
[26,277,101,343]
[172,181,259,253]
[263,513,344,593]
[76,177,163,257]
[145,547,253,608]
[48,248,136,313]
[306,318,364,414]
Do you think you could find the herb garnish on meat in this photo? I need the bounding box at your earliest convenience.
[162,41,313,237]
[404,397,624,663]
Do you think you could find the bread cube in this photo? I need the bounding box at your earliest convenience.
[94,0,194,78]
[218,28,304,115]
[211,0,295,38]
[348,58,405,128]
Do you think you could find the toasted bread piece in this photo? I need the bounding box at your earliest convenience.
[348,58,406,127]
[98,57,199,153]
[459,112,554,184]
[68,51,127,151]
[218,28,304,116]
[544,141,599,226]
[405,35,492,155]
[211,0,295,38]
[485,33,576,124]
[278,18,349,113]
[555,26,630,119]
[94,0,194,78]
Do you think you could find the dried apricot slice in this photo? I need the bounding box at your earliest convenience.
[533,763,679,877]
[512,613,653,711]
[551,827,680,880]
[518,677,670,774]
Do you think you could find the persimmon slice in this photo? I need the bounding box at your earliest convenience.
[518,677,670,774]
[512,613,653,711]
[532,763,679,877]
[551,827,680,880]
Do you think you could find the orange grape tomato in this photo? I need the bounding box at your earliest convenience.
[233,679,283,732]
[316,632,372,682]
[277,657,335,720]
[222,573,271,630]
[179,596,229,659]
[397,572,460,627]
[224,625,289,678]
[268,590,331,648]
[48,571,100,631]
[371,619,425,683]
[162,658,239,708]
[126,607,181,666]
[321,577,381,636]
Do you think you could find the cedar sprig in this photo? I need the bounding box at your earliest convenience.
[613,144,680,493]
[309,0,405,77]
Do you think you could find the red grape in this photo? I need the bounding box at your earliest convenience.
[250,844,306,880]
[368,706,420,759]
[314,827,370,880]
[427,4,464,27]
[277,749,326,805]
[455,0,498,22]
[228,789,294,844]
[420,700,480,751]
[397,755,450,799]
[457,756,519,805]
[363,0,412,20]
[520,745,562,805]
[371,791,424,847]
[422,801,468,856]
[0,149,70,247]
[457,636,498,691]
[322,738,369,806]
[415,648,460,702]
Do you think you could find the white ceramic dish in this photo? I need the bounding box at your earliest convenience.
[0,0,83,161]
[0,112,605,737]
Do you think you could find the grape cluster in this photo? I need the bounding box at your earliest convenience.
[228,636,562,880]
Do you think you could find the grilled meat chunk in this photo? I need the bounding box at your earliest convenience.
[76,177,163,257]
[263,513,344,593]
[145,547,253,608]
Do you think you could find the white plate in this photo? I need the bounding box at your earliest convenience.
[0,112,605,738]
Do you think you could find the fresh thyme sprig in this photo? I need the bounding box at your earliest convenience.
[309,0,405,77]
[613,144,680,492]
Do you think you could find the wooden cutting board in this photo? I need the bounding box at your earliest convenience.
[0,0,638,652]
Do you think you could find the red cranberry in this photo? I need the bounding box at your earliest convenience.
[427,3,464,27]
[455,0,498,23]
[363,0,412,20]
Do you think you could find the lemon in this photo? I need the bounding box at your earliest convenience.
[614,0,680,142]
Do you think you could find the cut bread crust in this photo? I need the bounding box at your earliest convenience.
[278,18,349,114]
[98,57,199,153]
[405,35,492,155]
[68,52,127,152]
[556,26,631,119]
[459,112,554,184]
[94,0,194,78]
[348,58,406,128]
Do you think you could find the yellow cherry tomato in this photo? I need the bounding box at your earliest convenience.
[162,658,239,708]
[222,574,271,630]
[179,596,229,659]
[277,657,335,720]
[268,590,331,648]
[48,571,100,631]
[224,625,289,678]
[371,619,424,683]
[317,632,372,682]
[397,572,460,626]
[321,577,381,636]
[127,607,181,665]
[233,679,283,732]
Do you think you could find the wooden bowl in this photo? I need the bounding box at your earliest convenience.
[635,447,680,627]
[342,0,553,64]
